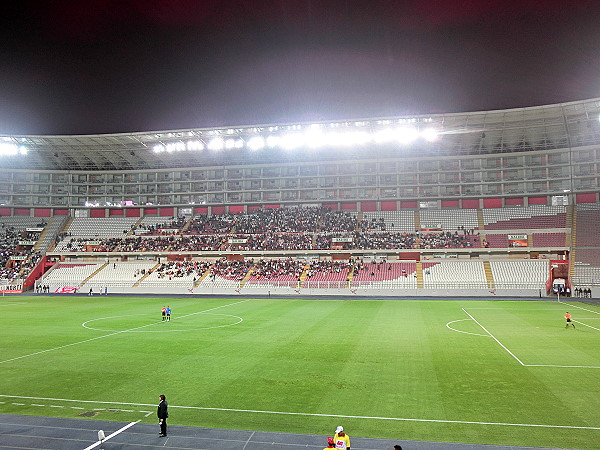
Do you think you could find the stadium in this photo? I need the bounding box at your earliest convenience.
[1,96,600,449]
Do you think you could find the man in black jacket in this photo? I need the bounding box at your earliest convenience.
[157,394,168,437]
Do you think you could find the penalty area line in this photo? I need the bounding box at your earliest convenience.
[1,394,600,432]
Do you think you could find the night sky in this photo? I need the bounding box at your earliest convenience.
[1,0,600,135]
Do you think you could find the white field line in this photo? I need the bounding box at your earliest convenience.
[558,300,600,316]
[0,299,250,365]
[573,320,600,332]
[525,363,600,369]
[82,420,139,450]
[1,394,599,432]
[445,319,489,337]
[461,308,526,366]
[82,313,243,333]
[558,301,600,332]
[465,308,567,310]
[463,307,600,369]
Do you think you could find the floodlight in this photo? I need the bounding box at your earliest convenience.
[165,142,185,152]
[0,142,18,156]
[247,136,265,150]
[153,144,164,153]
[19,146,28,155]
[279,133,304,150]
[186,140,204,151]
[396,127,419,144]
[304,130,326,148]
[421,128,439,142]
[373,128,396,144]
[266,135,279,148]
[207,137,225,150]
[350,130,371,145]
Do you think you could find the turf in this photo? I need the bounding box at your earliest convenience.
[1,295,600,449]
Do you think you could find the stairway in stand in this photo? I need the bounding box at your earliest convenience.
[483,261,495,289]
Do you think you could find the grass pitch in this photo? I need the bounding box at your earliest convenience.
[1,295,600,449]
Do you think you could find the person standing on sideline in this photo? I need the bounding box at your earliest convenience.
[157,394,168,437]
[323,436,335,449]
[166,306,171,321]
[161,306,167,321]
[565,312,575,329]
[334,426,350,449]
[394,445,403,450]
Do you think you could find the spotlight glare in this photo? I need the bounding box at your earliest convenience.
[0,142,19,155]
[422,128,439,142]
[280,133,304,150]
[208,137,225,151]
[396,127,419,144]
[186,140,204,151]
[304,130,326,148]
[247,136,265,150]
[373,128,395,144]
[266,135,279,148]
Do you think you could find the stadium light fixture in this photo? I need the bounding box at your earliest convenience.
[304,130,327,148]
[0,142,20,156]
[266,135,280,148]
[207,137,225,151]
[279,133,305,150]
[373,128,396,144]
[246,136,265,150]
[396,127,419,144]
[421,128,439,142]
[186,140,204,151]
[165,142,185,153]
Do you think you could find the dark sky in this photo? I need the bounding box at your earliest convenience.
[1,0,600,135]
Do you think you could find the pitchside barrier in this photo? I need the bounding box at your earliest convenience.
[39,280,554,297]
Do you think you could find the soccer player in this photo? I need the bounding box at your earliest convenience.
[161,306,167,321]
[565,312,575,329]
[166,306,171,321]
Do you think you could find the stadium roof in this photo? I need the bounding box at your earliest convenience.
[2,97,600,172]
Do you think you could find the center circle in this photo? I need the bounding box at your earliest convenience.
[82,312,243,332]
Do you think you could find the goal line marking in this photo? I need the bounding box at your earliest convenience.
[1,394,599,432]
